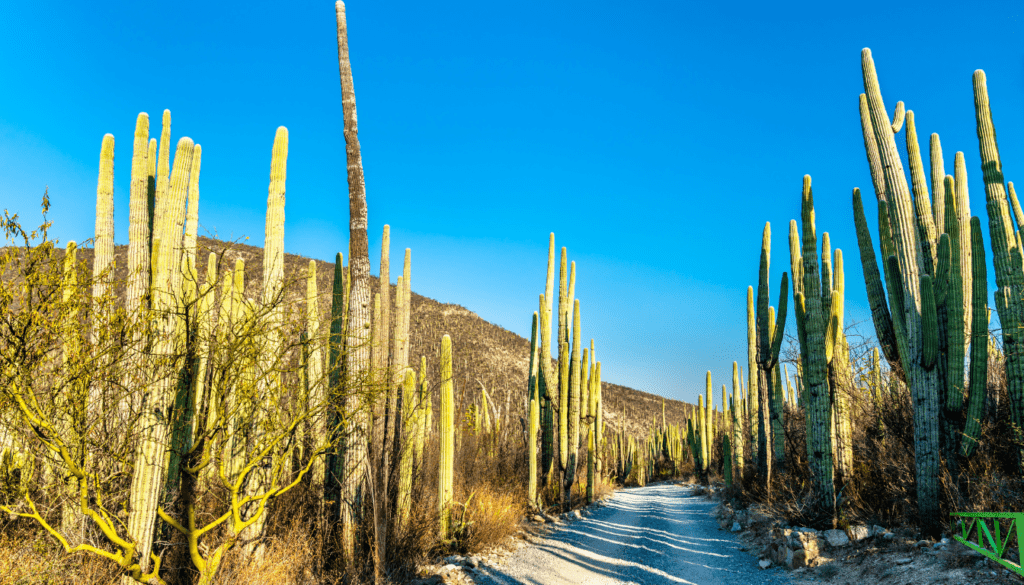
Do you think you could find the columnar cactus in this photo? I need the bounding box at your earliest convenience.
[730,365,744,482]
[395,368,416,532]
[723,435,733,487]
[594,361,603,479]
[528,311,540,507]
[973,70,1024,459]
[541,236,556,483]
[438,334,454,539]
[961,218,989,457]
[795,175,836,521]
[126,114,150,318]
[746,287,758,449]
[557,251,572,500]
[754,223,788,487]
[857,49,943,535]
[306,261,327,484]
[126,135,195,573]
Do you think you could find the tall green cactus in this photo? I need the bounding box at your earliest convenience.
[973,69,1024,461]
[754,223,788,486]
[857,49,943,535]
[795,175,836,521]
[438,334,454,539]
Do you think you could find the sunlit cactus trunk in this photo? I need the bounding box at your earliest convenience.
[438,335,454,539]
[527,311,540,508]
[540,235,556,488]
[305,261,327,484]
[394,369,416,533]
[594,362,603,480]
[564,299,581,504]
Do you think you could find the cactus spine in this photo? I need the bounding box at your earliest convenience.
[438,335,454,539]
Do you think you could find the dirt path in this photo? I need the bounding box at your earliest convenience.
[467,483,794,585]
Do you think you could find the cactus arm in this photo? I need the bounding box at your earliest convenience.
[126,113,151,317]
[931,133,946,234]
[182,144,202,275]
[891,100,905,133]
[1008,182,1024,232]
[852,188,901,370]
[768,272,789,368]
[906,110,938,276]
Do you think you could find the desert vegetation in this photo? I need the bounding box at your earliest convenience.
[701,50,1024,576]
[3,1,1024,584]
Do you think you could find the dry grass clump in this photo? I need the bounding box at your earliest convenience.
[0,532,120,585]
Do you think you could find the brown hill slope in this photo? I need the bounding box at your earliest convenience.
[54,236,696,438]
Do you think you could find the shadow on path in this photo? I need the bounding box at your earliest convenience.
[465,483,792,585]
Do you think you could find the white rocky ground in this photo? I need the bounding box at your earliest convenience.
[434,483,794,585]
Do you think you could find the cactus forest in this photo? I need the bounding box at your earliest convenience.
[2,2,1024,585]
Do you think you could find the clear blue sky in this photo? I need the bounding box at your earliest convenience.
[2,1,1022,404]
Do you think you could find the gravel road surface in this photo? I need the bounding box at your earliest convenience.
[467,483,793,585]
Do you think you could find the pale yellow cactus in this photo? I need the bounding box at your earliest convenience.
[126,114,150,317]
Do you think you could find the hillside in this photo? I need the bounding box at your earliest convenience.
[57,235,696,438]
